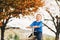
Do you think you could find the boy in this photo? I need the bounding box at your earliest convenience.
[27,14,43,40]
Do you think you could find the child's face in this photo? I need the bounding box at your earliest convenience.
[36,14,42,21]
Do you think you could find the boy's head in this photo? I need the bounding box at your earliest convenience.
[36,14,42,21]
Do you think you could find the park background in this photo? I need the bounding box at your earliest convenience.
[0,0,60,40]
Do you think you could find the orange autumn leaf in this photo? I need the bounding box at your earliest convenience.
[1,0,44,16]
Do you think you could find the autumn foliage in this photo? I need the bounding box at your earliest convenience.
[3,0,44,15]
[0,0,44,20]
[16,0,44,15]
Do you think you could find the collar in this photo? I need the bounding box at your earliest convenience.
[36,20,41,22]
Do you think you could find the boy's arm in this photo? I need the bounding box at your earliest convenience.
[26,21,42,28]
[33,26,39,28]
[26,26,31,28]
[26,22,35,28]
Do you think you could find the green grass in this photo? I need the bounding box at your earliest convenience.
[43,34,55,40]
[7,34,20,40]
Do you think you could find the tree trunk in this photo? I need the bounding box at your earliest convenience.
[1,27,5,40]
[55,33,59,40]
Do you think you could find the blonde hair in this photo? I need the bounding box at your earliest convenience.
[36,14,42,19]
[36,14,41,16]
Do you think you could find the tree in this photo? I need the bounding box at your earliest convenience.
[0,0,44,40]
[1,0,59,40]
[43,9,60,40]
[0,0,44,15]
[43,0,60,40]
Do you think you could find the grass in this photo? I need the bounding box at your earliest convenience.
[43,34,55,40]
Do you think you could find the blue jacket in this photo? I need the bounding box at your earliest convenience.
[30,21,43,32]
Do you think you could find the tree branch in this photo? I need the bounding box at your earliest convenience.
[46,9,57,29]
[55,0,60,8]
[43,23,56,34]
[5,27,20,30]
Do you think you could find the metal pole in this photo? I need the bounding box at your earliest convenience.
[32,27,34,37]
[32,27,36,40]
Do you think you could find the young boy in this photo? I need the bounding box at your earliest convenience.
[27,14,43,40]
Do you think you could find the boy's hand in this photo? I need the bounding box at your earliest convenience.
[26,26,31,28]
[34,26,38,28]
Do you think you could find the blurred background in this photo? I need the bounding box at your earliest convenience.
[0,0,60,40]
